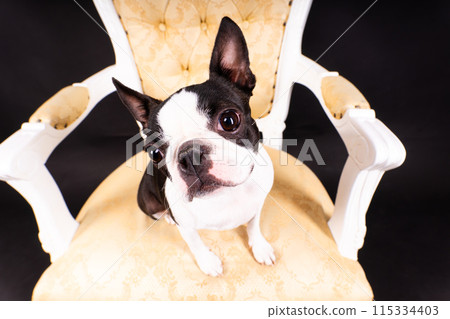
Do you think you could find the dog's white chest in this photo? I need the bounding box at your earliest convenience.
[192,180,263,230]
[166,174,264,230]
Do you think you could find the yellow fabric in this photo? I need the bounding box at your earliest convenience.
[321,76,370,119]
[113,0,292,119]
[29,85,89,129]
[32,147,373,300]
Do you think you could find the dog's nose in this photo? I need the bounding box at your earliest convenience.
[178,141,211,176]
[178,147,204,175]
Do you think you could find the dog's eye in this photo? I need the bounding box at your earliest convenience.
[149,148,164,164]
[219,110,240,132]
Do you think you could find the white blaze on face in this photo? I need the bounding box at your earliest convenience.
[157,90,255,196]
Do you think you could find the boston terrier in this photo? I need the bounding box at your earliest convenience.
[112,17,275,276]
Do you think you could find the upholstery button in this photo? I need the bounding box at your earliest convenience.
[242,21,249,29]
[159,23,166,32]
[201,22,207,31]
[183,70,189,77]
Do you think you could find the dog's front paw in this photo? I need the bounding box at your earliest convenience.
[250,237,276,266]
[196,249,223,276]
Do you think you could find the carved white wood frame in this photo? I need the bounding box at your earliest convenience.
[0,0,141,261]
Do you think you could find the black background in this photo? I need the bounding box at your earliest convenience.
[0,0,449,300]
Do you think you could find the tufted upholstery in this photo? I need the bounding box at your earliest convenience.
[32,147,373,300]
[113,0,292,118]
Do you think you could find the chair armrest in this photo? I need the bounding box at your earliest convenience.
[321,75,371,119]
[328,108,406,259]
[0,65,118,261]
[29,85,89,129]
[288,56,406,259]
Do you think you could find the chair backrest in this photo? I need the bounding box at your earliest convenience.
[111,0,293,119]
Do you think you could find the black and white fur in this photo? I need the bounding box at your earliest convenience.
[113,17,275,276]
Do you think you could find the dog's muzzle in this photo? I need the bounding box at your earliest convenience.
[176,139,251,200]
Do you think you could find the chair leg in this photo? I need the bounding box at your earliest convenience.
[8,167,78,262]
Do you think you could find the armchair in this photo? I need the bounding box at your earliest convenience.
[0,0,405,300]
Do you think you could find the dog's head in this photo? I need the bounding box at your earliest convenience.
[113,17,259,211]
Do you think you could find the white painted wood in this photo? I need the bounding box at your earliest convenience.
[0,0,143,261]
[92,0,142,93]
[270,50,406,259]
[328,109,406,259]
[288,60,406,260]
[256,0,313,149]
[0,65,119,261]
[0,123,77,262]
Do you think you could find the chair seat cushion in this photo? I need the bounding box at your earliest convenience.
[32,146,373,300]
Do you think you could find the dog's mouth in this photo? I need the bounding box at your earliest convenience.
[185,164,254,201]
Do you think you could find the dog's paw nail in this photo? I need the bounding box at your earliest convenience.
[251,238,276,266]
[196,250,223,276]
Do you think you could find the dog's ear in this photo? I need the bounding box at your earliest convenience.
[137,164,172,221]
[112,78,161,128]
[210,17,256,94]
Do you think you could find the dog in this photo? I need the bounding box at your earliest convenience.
[112,17,275,276]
